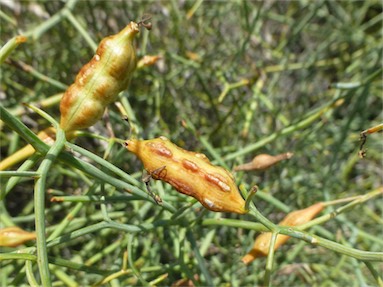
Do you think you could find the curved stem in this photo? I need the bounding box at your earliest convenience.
[364,261,383,287]
[25,260,40,287]
[23,0,78,40]
[247,204,279,232]
[247,205,383,262]
[264,232,278,286]
[0,35,27,64]
[34,127,66,287]
[299,187,383,230]
[224,89,345,160]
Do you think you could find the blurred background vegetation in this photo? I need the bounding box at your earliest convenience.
[0,0,382,286]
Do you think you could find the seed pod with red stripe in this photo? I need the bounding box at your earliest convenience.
[125,137,246,214]
[60,22,139,132]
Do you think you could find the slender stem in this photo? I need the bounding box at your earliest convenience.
[50,194,142,203]
[199,136,229,169]
[1,153,40,200]
[0,201,14,226]
[0,105,177,213]
[0,93,63,130]
[47,184,99,241]
[0,253,36,261]
[65,142,140,186]
[224,90,344,160]
[85,239,122,266]
[0,171,40,178]
[364,261,383,287]
[23,0,78,40]
[34,127,66,287]
[299,187,383,230]
[247,205,383,262]
[46,222,109,248]
[0,35,27,64]
[186,229,214,286]
[0,10,17,26]
[64,10,97,50]
[247,205,279,232]
[245,185,258,212]
[127,234,149,285]
[0,105,48,153]
[202,218,267,231]
[25,261,40,287]
[7,60,67,90]
[264,232,278,287]
[46,219,176,249]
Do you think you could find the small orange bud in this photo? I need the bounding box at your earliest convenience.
[171,277,197,287]
[234,152,293,172]
[0,226,36,247]
[185,51,201,62]
[137,55,161,69]
[125,137,246,214]
[242,202,324,264]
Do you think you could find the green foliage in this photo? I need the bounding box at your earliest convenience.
[1,1,382,286]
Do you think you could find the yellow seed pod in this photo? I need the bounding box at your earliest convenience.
[60,22,139,132]
[125,137,246,214]
[0,226,36,247]
[242,202,324,264]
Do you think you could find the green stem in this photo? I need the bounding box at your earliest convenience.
[0,253,112,275]
[127,234,149,285]
[65,142,140,186]
[199,136,229,169]
[47,184,99,241]
[50,194,142,203]
[364,261,383,287]
[0,105,47,153]
[9,60,67,90]
[264,232,278,287]
[0,105,177,213]
[299,187,383,230]
[23,0,78,40]
[186,229,214,286]
[85,239,122,266]
[0,10,17,26]
[1,153,40,200]
[46,219,177,248]
[247,204,279,232]
[247,205,383,262]
[202,218,266,232]
[34,127,66,287]
[0,35,27,64]
[0,201,14,226]
[0,171,40,178]
[0,253,36,261]
[25,261,40,287]
[224,90,344,160]
[64,10,97,50]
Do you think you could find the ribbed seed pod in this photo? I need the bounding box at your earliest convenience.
[0,226,36,247]
[125,137,246,214]
[242,202,324,264]
[60,22,139,132]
